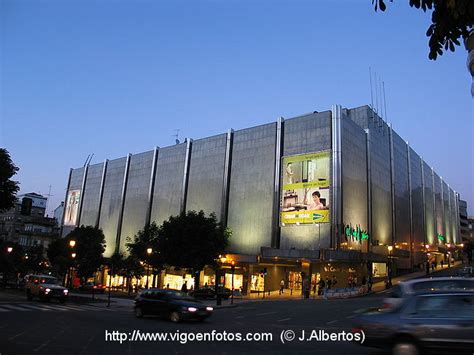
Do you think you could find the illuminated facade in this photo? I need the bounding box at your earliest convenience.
[62,105,462,292]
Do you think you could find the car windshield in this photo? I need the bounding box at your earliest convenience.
[41,277,58,285]
[412,280,474,292]
[166,290,196,301]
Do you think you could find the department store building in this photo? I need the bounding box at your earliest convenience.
[61,105,462,293]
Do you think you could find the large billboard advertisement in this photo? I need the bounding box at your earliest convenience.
[280,151,330,225]
[64,189,81,226]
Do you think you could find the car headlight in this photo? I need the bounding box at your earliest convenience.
[45,288,51,294]
[188,307,198,312]
[63,289,69,294]
[206,306,213,311]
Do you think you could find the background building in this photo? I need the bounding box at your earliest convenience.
[0,193,59,249]
[61,104,463,292]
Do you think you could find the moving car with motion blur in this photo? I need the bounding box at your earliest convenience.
[353,291,474,355]
[457,266,473,278]
[383,277,474,309]
[189,286,232,300]
[134,288,213,322]
[25,274,69,303]
[79,281,107,294]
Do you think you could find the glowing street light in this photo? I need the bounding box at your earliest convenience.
[146,248,153,288]
[71,253,76,259]
[69,240,76,248]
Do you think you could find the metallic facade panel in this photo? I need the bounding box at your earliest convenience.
[98,157,127,257]
[227,123,277,255]
[80,163,105,227]
[186,134,227,219]
[149,143,187,226]
[341,113,368,251]
[120,151,155,253]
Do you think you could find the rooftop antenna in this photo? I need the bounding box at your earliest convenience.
[374,71,379,115]
[173,129,181,144]
[383,81,388,123]
[369,67,374,111]
[45,185,53,216]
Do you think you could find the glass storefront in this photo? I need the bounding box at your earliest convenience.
[250,274,264,291]
[288,271,302,290]
[224,273,243,291]
[372,262,387,277]
[163,274,194,290]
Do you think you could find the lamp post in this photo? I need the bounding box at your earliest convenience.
[230,260,235,305]
[68,240,76,288]
[69,252,76,289]
[387,246,393,288]
[146,248,152,289]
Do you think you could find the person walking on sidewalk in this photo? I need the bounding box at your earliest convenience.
[279,279,285,295]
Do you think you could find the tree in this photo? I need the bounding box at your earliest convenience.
[157,211,230,290]
[464,240,473,265]
[126,222,163,287]
[0,148,20,212]
[47,238,70,282]
[23,245,49,274]
[373,0,474,59]
[65,226,106,285]
[0,242,24,287]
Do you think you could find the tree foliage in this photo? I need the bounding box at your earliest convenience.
[0,148,20,212]
[126,222,162,271]
[157,211,230,275]
[373,0,474,59]
[47,238,70,278]
[64,226,106,283]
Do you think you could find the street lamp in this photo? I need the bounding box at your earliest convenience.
[146,248,152,289]
[387,246,393,288]
[69,240,76,248]
[230,260,235,305]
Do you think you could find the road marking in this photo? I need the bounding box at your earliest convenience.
[346,315,356,319]
[1,304,30,311]
[16,304,48,311]
[277,318,291,322]
[256,312,277,316]
[235,316,245,319]
[0,307,10,312]
[327,320,338,324]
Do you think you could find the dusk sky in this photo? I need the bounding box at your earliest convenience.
[1,0,473,215]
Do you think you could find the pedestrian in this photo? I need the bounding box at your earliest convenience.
[326,277,332,290]
[348,274,353,288]
[181,281,188,293]
[426,261,430,275]
[434,261,438,269]
[441,260,444,268]
[354,275,358,287]
[362,275,367,286]
[368,275,373,292]
[166,283,170,289]
[318,278,325,296]
[279,279,285,295]
[332,275,337,289]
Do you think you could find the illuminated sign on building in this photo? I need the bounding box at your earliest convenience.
[280,151,330,225]
[64,189,81,226]
[343,223,369,243]
[437,233,445,243]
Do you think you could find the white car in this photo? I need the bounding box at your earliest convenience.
[383,277,474,309]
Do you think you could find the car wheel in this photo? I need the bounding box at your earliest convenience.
[392,341,419,355]
[135,307,143,318]
[170,311,180,323]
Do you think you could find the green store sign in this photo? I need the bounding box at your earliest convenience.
[437,233,445,243]
[343,224,369,243]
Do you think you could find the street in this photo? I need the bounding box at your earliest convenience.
[0,266,461,355]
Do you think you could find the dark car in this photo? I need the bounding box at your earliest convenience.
[189,286,232,300]
[79,282,107,294]
[134,289,213,322]
[353,291,474,355]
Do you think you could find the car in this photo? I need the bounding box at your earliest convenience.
[79,282,107,294]
[457,266,473,278]
[383,277,474,309]
[189,286,232,300]
[353,291,474,355]
[134,288,213,322]
[25,274,69,303]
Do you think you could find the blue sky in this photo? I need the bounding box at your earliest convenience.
[1,0,473,215]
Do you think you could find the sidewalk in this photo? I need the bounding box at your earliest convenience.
[68,262,464,306]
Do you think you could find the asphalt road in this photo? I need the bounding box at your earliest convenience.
[0,266,463,355]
